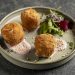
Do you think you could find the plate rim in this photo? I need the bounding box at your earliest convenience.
[0,6,75,65]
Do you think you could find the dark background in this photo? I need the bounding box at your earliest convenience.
[0,0,75,75]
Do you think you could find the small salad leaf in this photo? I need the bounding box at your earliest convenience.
[59,19,69,31]
[47,10,64,22]
[49,26,64,36]
[48,19,52,27]
[57,30,64,36]
[51,19,58,28]
[38,21,48,34]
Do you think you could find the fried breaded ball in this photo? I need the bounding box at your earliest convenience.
[21,8,40,31]
[35,34,56,57]
[1,22,24,46]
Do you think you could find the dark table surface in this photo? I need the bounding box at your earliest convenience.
[0,0,75,75]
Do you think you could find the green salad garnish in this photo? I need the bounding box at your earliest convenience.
[38,9,71,35]
[38,18,64,36]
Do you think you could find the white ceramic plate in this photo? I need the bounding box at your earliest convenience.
[0,6,75,70]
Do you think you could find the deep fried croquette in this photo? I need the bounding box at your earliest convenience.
[1,22,24,46]
[21,8,40,31]
[35,34,57,57]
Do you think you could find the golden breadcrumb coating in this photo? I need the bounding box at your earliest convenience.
[35,34,56,57]
[21,8,40,31]
[1,22,24,46]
